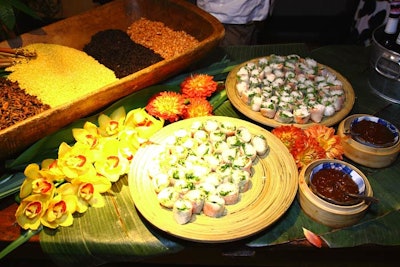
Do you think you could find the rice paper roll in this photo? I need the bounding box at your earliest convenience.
[293,107,311,124]
[158,187,180,209]
[251,134,269,156]
[203,194,225,218]
[216,182,240,205]
[173,199,193,224]
[184,189,205,214]
[152,172,170,193]
[230,169,251,193]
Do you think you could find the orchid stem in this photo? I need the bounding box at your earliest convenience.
[0,226,43,260]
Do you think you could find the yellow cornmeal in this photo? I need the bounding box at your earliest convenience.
[6,43,118,107]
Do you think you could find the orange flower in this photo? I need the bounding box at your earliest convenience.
[291,137,326,169]
[305,124,344,160]
[180,74,218,98]
[145,91,186,123]
[272,124,343,170]
[271,125,307,151]
[183,97,213,119]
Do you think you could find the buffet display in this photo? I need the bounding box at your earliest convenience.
[1,1,400,263]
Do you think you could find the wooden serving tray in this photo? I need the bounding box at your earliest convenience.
[0,0,224,160]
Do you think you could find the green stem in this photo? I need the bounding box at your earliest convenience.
[0,226,43,260]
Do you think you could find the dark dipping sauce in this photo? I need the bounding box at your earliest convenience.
[351,120,395,147]
[311,168,359,203]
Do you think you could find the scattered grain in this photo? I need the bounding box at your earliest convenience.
[127,17,199,59]
[5,43,118,107]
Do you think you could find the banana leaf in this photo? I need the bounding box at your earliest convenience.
[40,175,184,267]
[247,164,400,247]
[4,44,400,266]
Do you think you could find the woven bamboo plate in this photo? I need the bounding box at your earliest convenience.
[128,116,298,243]
[225,57,355,128]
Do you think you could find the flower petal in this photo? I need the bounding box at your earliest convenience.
[180,74,218,98]
[303,227,323,248]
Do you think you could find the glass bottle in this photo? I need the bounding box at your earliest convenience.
[380,1,400,50]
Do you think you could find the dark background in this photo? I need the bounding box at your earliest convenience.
[2,0,362,48]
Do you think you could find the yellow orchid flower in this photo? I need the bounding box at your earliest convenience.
[56,173,110,213]
[40,194,75,229]
[72,121,108,162]
[39,159,66,183]
[94,139,130,182]
[124,108,164,139]
[19,163,55,199]
[117,128,142,161]
[57,142,97,180]
[72,121,102,149]
[15,194,49,230]
[97,106,126,138]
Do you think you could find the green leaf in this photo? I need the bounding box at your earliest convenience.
[247,164,400,247]
[322,211,400,248]
[0,1,16,30]
[0,172,25,199]
[9,0,41,20]
[40,175,183,265]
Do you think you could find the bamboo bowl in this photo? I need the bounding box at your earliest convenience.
[298,159,373,228]
[337,114,400,168]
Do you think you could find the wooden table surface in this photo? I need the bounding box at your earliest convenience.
[1,44,400,267]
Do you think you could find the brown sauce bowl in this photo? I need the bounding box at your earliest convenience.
[298,159,373,228]
[338,114,400,168]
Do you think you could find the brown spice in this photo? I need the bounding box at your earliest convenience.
[127,18,200,59]
[83,29,163,78]
[0,77,50,130]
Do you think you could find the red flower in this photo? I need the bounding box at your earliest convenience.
[272,124,344,170]
[145,91,186,123]
[183,97,213,119]
[180,74,218,98]
[271,125,307,151]
[291,137,326,169]
[305,124,344,160]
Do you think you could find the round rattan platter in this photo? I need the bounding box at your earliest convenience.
[128,116,298,243]
[225,56,355,128]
